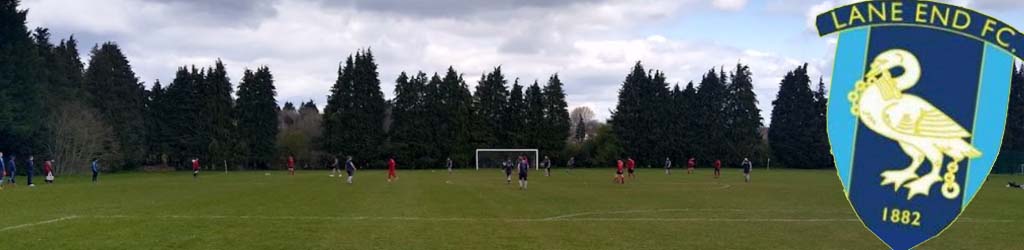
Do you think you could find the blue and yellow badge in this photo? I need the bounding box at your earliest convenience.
[817,1,1020,249]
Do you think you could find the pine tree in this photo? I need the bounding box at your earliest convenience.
[0,0,48,154]
[203,60,236,165]
[725,64,763,162]
[610,62,647,163]
[390,72,422,162]
[524,81,546,149]
[1003,65,1024,152]
[542,74,571,157]
[505,80,527,147]
[694,68,728,165]
[84,42,147,169]
[236,67,278,169]
[145,80,172,164]
[768,64,819,168]
[322,50,387,165]
[164,66,205,166]
[474,67,509,147]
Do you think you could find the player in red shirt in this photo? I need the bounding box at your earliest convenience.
[626,157,637,180]
[687,157,696,174]
[287,155,296,176]
[387,156,398,182]
[713,159,722,178]
[192,158,201,179]
[615,159,625,184]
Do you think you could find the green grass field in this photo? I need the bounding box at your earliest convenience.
[0,168,1021,249]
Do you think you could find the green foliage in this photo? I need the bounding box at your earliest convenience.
[322,49,387,165]
[725,64,765,163]
[83,43,147,170]
[0,0,47,156]
[473,67,509,147]
[768,64,831,169]
[609,62,672,167]
[541,74,571,157]
[236,67,278,169]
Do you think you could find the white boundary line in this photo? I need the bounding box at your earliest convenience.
[0,215,80,232]
[0,212,1014,233]
[79,214,1015,223]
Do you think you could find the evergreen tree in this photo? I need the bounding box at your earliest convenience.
[163,66,204,166]
[673,82,699,161]
[236,67,278,169]
[725,64,764,162]
[610,63,646,163]
[473,67,509,147]
[145,80,172,164]
[84,42,147,169]
[1004,64,1024,153]
[694,68,728,165]
[0,0,47,154]
[203,60,236,165]
[390,72,425,162]
[442,67,476,164]
[542,74,571,156]
[52,35,84,99]
[322,50,387,164]
[524,81,546,149]
[769,64,820,168]
[810,77,834,168]
[505,80,527,147]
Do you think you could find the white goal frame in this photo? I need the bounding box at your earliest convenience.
[475,149,539,170]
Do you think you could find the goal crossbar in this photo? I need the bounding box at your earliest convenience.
[475,149,539,170]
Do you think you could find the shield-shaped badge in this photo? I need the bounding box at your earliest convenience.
[816,1,1022,249]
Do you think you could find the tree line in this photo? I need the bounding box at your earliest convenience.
[5,0,1024,172]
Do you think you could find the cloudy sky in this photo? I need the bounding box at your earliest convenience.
[21,0,1024,121]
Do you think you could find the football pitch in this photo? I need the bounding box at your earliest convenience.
[1,168,1021,249]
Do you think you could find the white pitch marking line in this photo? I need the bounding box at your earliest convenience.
[0,215,80,232]
[29,213,1007,224]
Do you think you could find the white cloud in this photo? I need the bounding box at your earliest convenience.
[712,0,748,11]
[22,0,828,122]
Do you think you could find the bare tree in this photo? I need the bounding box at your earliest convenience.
[45,102,119,175]
[569,106,597,143]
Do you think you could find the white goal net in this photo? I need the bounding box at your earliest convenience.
[475,149,539,170]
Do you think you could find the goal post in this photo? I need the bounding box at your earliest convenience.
[475,149,539,170]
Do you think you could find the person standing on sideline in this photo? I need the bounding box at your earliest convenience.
[91,158,100,183]
[664,157,672,175]
[387,156,398,183]
[44,160,54,184]
[26,155,35,187]
[0,152,6,189]
[713,159,722,179]
[330,156,341,177]
[287,155,296,176]
[626,157,637,180]
[345,156,356,184]
[566,157,575,173]
[7,155,16,185]
[687,157,696,174]
[192,158,201,179]
[446,158,454,174]
[517,156,530,190]
[742,158,753,183]
[615,159,625,184]
[542,156,552,177]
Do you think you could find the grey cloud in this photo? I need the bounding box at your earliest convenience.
[141,0,279,26]
[316,0,602,18]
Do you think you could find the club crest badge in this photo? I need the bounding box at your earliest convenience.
[816,1,1022,249]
